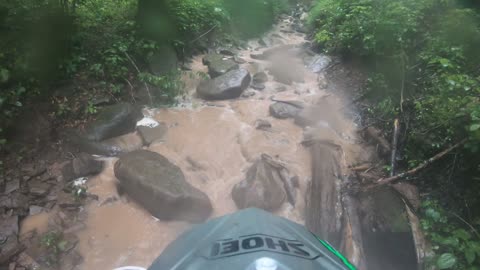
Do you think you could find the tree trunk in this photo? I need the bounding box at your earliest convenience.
[305,142,343,246]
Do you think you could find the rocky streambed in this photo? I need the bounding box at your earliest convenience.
[1,10,421,270]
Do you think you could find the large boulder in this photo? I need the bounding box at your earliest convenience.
[269,101,304,119]
[114,150,212,223]
[203,54,238,78]
[232,154,287,211]
[197,69,251,100]
[85,103,141,141]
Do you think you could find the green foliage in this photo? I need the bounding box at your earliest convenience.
[309,0,480,156]
[41,231,67,266]
[138,71,185,105]
[309,0,480,262]
[421,200,480,269]
[169,0,229,38]
[224,0,289,37]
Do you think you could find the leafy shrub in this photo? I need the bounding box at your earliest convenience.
[422,200,480,269]
[308,0,480,155]
[308,0,480,264]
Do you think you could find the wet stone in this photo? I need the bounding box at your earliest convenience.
[61,153,104,182]
[233,56,246,64]
[306,54,332,73]
[28,182,51,197]
[84,103,141,142]
[253,72,268,84]
[251,83,266,91]
[219,49,236,56]
[241,90,256,98]
[269,102,303,119]
[4,180,20,194]
[197,68,251,100]
[0,193,29,209]
[114,150,213,223]
[232,154,287,211]
[255,119,272,130]
[28,205,44,216]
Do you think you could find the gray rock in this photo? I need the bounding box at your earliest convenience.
[253,72,268,84]
[137,123,168,145]
[206,57,239,78]
[61,153,104,182]
[233,56,246,64]
[28,182,51,197]
[255,119,272,130]
[232,154,287,211]
[29,205,44,216]
[4,179,20,194]
[0,216,20,264]
[219,49,236,56]
[241,89,256,98]
[114,150,212,223]
[0,193,28,209]
[85,103,141,141]
[251,83,266,90]
[70,135,123,157]
[306,55,332,73]
[269,101,304,119]
[197,69,251,100]
[202,54,224,66]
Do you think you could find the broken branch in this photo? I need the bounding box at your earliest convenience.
[365,138,467,190]
[390,118,400,177]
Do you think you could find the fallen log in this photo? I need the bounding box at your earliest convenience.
[405,202,428,270]
[365,138,467,190]
[305,141,343,246]
[342,194,367,270]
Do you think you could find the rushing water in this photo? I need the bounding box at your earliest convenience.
[21,16,369,270]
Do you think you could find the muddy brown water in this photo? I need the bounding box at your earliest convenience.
[21,17,371,270]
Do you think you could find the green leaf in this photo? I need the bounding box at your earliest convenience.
[437,253,457,269]
[465,248,476,264]
[470,124,480,131]
[426,208,441,222]
[0,68,9,83]
[453,229,471,240]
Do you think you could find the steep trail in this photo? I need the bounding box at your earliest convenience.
[20,14,383,270]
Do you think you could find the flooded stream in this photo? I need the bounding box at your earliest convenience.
[21,15,373,270]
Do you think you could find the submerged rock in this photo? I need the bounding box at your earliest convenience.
[114,150,213,223]
[197,69,251,100]
[232,154,287,211]
[269,101,304,119]
[85,103,141,141]
[253,72,268,84]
